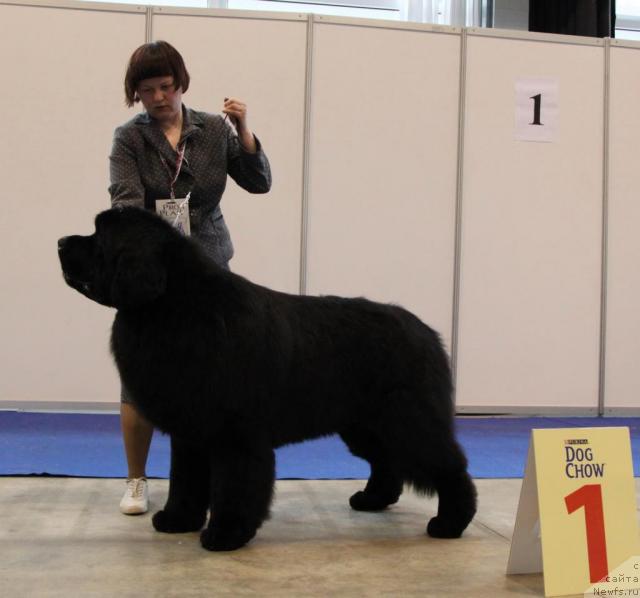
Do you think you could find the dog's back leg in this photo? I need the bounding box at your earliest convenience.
[399,421,477,539]
[425,460,477,539]
[357,385,477,538]
[340,427,404,511]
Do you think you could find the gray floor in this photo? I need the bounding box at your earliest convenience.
[1,477,638,597]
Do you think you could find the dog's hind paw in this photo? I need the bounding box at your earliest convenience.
[200,525,256,551]
[349,490,399,512]
[426,516,465,539]
[152,509,206,534]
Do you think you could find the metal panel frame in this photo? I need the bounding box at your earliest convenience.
[610,37,640,50]
[0,401,120,413]
[313,12,461,33]
[466,25,605,46]
[0,0,145,13]
[457,406,599,416]
[151,4,307,20]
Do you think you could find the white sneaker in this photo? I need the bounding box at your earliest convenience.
[120,477,149,515]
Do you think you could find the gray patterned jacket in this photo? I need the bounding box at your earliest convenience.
[108,105,272,266]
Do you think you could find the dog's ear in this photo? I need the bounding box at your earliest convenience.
[110,251,167,308]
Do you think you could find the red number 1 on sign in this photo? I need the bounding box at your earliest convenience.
[565,484,608,583]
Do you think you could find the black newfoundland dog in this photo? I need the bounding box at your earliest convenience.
[58,207,476,551]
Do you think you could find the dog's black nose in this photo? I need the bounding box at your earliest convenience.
[58,237,68,252]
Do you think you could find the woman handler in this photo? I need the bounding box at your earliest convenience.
[109,40,271,514]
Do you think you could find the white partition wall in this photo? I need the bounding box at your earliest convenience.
[2,1,637,413]
[603,40,640,414]
[306,18,462,349]
[455,30,605,411]
[0,0,146,405]
[152,8,308,293]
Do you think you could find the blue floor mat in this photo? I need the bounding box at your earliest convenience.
[0,412,638,479]
[458,416,640,478]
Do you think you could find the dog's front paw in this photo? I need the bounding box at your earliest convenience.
[152,509,206,533]
[200,524,256,551]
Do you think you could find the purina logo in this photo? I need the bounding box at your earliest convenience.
[564,438,606,479]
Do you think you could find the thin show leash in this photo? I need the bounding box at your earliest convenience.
[162,99,233,228]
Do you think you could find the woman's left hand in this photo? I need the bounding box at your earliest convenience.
[223,97,257,153]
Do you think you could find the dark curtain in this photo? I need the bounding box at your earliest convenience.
[529,0,616,38]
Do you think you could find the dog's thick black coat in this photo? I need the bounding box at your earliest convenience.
[58,207,477,551]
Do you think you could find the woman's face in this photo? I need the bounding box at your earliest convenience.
[136,76,183,122]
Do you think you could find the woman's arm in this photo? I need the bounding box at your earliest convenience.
[226,127,272,194]
[108,128,146,208]
[222,98,256,154]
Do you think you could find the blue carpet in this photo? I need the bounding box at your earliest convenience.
[0,412,638,479]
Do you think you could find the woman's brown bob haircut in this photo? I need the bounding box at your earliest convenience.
[124,41,190,107]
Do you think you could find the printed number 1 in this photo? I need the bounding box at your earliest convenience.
[530,93,543,126]
[565,484,609,583]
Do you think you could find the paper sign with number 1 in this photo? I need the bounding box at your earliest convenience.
[507,427,639,597]
[515,77,559,143]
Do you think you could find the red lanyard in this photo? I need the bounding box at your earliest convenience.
[159,141,187,200]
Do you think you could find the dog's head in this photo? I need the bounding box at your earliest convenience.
[58,207,179,309]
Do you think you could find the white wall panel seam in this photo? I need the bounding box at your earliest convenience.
[299,14,314,296]
[451,26,467,406]
[145,6,152,41]
[598,38,611,416]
